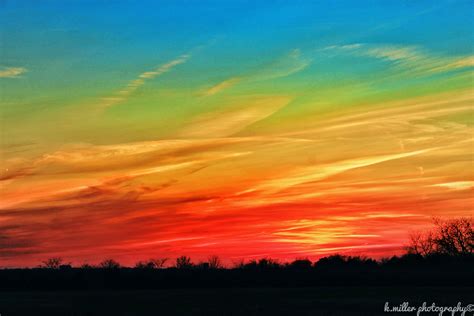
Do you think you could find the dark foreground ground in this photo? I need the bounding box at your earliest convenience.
[1,286,473,316]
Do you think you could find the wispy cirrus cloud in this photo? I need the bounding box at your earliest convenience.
[1,135,286,209]
[202,49,310,96]
[0,67,27,78]
[101,54,190,108]
[431,181,474,190]
[203,77,242,96]
[242,148,433,196]
[365,45,421,62]
[250,49,311,82]
[326,43,474,77]
[190,50,309,138]
[429,56,474,73]
[179,95,292,138]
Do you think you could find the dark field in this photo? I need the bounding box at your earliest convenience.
[1,286,473,316]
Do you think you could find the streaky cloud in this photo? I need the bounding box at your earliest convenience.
[100,54,190,108]
[179,96,292,138]
[203,77,241,96]
[0,67,27,78]
[248,49,311,82]
[201,49,310,97]
[326,43,474,77]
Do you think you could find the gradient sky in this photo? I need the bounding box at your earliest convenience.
[0,0,473,267]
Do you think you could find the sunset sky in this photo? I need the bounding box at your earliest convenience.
[0,0,473,267]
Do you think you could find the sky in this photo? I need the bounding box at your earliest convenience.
[0,0,473,267]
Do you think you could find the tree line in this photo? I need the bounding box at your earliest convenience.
[0,217,472,290]
[38,217,472,270]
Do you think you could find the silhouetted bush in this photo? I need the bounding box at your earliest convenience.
[135,258,168,269]
[80,263,95,269]
[40,257,64,269]
[59,264,72,270]
[207,255,223,269]
[99,259,121,269]
[289,258,312,269]
[175,256,193,269]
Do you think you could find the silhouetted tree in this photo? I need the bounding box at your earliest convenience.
[243,259,258,269]
[243,258,281,269]
[434,217,473,256]
[135,258,168,269]
[258,257,280,269]
[232,259,246,269]
[346,256,378,268]
[197,262,210,269]
[313,255,379,272]
[59,264,72,270]
[407,230,436,256]
[407,217,473,257]
[99,259,121,269]
[175,256,193,269]
[290,258,312,269]
[207,255,223,269]
[135,260,153,269]
[41,257,63,269]
[151,258,168,269]
[314,254,346,269]
[80,263,95,269]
